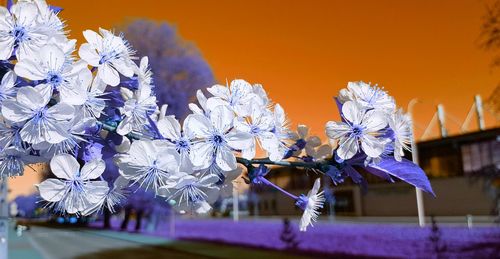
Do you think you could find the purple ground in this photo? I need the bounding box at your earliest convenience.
[90,218,500,258]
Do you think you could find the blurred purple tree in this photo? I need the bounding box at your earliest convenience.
[121,19,216,118]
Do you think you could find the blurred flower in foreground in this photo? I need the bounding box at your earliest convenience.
[296,178,325,232]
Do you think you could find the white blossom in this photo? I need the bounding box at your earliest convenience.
[156,115,196,173]
[158,172,220,214]
[37,154,109,215]
[0,147,39,178]
[116,85,157,136]
[304,136,332,160]
[32,115,96,157]
[339,81,395,113]
[81,77,107,119]
[134,56,153,89]
[233,106,275,159]
[325,101,388,160]
[265,104,291,161]
[0,2,49,60]
[78,28,135,86]
[184,105,253,171]
[389,108,412,161]
[14,43,90,105]
[297,178,325,232]
[206,79,256,116]
[115,140,181,194]
[2,86,74,144]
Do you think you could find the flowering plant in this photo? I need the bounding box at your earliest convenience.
[0,0,433,231]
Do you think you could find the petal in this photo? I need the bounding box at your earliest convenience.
[40,44,66,72]
[210,105,234,133]
[241,143,256,160]
[273,104,287,127]
[14,59,46,80]
[325,121,350,139]
[189,141,213,169]
[34,84,53,105]
[196,90,208,108]
[127,140,156,166]
[156,148,181,173]
[116,116,133,136]
[1,99,33,123]
[297,125,309,139]
[17,86,46,109]
[84,181,109,203]
[306,136,321,147]
[78,43,100,67]
[337,136,358,160]
[0,38,14,60]
[157,116,181,140]
[50,154,80,179]
[206,97,228,112]
[12,3,38,25]
[82,30,103,49]
[184,114,212,138]
[233,117,251,133]
[230,79,252,96]
[59,84,87,105]
[361,135,385,158]
[226,130,253,150]
[315,144,332,159]
[38,179,66,202]
[112,59,134,77]
[188,103,204,115]
[97,64,120,86]
[20,118,68,144]
[309,178,321,196]
[1,70,16,88]
[341,101,362,124]
[46,102,75,121]
[216,146,237,171]
[362,110,388,132]
[206,84,230,99]
[80,159,105,180]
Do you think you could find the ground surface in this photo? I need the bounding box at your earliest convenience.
[9,225,313,259]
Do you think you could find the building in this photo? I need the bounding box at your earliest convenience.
[248,128,500,217]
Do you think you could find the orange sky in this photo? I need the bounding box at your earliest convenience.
[7,0,500,199]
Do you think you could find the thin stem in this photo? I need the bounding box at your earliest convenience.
[236,157,323,169]
[259,177,298,200]
[99,120,327,173]
[98,121,146,140]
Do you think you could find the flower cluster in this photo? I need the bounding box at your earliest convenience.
[0,1,432,231]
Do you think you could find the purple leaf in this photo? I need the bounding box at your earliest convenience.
[368,157,435,196]
[364,166,395,183]
[49,5,63,12]
[334,97,347,123]
[344,165,368,192]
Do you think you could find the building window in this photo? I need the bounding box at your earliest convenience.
[461,139,499,174]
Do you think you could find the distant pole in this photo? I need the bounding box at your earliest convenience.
[437,104,447,137]
[408,99,426,227]
[232,182,239,222]
[0,179,8,258]
[168,200,176,238]
[474,95,485,131]
[466,214,473,229]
